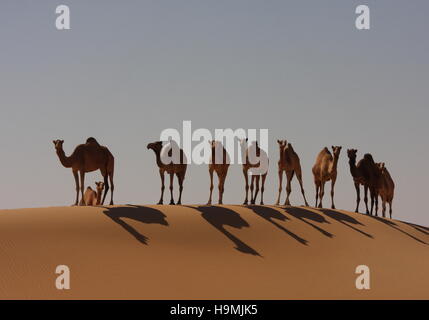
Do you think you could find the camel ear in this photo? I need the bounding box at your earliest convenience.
[60,140,64,144]
[277,140,281,144]
[53,140,56,145]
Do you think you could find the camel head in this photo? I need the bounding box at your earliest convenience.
[331,146,342,158]
[147,141,163,153]
[53,139,64,151]
[377,162,386,173]
[277,139,287,150]
[95,181,105,194]
[347,148,358,161]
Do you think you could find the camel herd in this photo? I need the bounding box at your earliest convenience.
[53,137,395,218]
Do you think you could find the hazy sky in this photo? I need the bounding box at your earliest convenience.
[1,1,428,226]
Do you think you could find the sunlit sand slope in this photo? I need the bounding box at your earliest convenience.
[0,205,427,299]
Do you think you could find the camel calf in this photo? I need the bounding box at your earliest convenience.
[80,182,104,206]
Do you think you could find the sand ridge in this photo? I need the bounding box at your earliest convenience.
[0,205,427,299]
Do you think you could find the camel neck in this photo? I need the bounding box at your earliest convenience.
[348,158,358,177]
[96,190,102,205]
[153,149,164,167]
[56,148,73,168]
[330,155,339,172]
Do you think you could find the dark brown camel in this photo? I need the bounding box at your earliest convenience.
[53,138,115,206]
[147,141,187,205]
[346,149,381,215]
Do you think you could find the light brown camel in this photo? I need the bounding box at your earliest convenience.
[147,140,187,205]
[239,139,269,205]
[275,140,309,206]
[207,140,230,205]
[312,146,342,209]
[376,162,395,218]
[53,138,115,206]
[79,181,105,206]
[347,149,381,214]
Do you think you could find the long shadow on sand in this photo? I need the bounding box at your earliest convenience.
[403,222,429,236]
[281,207,333,238]
[187,206,261,257]
[369,216,427,245]
[319,209,373,238]
[245,205,308,245]
[103,205,168,245]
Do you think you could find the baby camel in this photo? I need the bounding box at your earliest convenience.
[80,182,105,206]
[312,146,342,209]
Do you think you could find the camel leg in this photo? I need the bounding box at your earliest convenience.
[73,170,79,206]
[330,177,336,209]
[250,175,255,205]
[284,170,294,206]
[369,189,375,216]
[389,200,393,219]
[296,171,309,206]
[169,172,175,205]
[176,172,184,205]
[243,168,249,205]
[382,198,386,218]
[79,171,85,206]
[101,173,109,206]
[217,171,226,205]
[364,185,369,214]
[260,174,267,205]
[252,175,260,205]
[276,170,283,205]
[318,181,325,208]
[374,192,379,217]
[207,169,214,205]
[158,169,165,204]
[314,180,320,208]
[354,182,360,213]
[108,172,114,205]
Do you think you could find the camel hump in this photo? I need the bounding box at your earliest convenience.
[364,153,374,163]
[86,137,100,145]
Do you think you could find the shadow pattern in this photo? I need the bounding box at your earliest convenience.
[245,205,308,245]
[370,216,427,245]
[103,205,168,245]
[319,209,373,238]
[282,206,334,238]
[188,205,261,256]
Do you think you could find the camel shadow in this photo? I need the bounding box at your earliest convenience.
[188,205,261,257]
[245,205,308,245]
[369,216,427,245]
[102,205,168,245]
[403,222,429,236]
[281,206,334,238]
[319,209,373,238]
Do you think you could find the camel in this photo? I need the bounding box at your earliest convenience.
[147,140,187,205]
[347,149,373,214]
[376,162,395,218]
[275,140,309,206]
[239,139,269,205]
[79,182,105,206]
[312,146,342,209]
[53,138,115,206]
[207,140,230,205]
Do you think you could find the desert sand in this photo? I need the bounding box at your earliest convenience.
[0,204,427,299]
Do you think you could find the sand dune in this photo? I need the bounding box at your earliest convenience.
[0,204,427,299]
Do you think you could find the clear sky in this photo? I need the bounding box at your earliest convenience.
[1,1,428,226]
